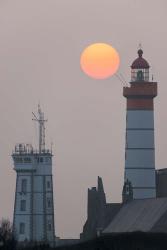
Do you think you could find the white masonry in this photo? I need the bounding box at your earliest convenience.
[12,105,55,245]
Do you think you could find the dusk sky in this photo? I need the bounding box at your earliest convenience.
[0,0,167,238]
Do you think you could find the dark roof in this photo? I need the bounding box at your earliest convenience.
[131,49,149,69]
[104,203,122,228]
[156,168,167,174]
[103,198,167,233]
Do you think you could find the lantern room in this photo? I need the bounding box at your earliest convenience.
[131,49,150,82]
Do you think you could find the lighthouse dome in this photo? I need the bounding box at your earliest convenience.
[131,49,150,82]
[131,49,149,69]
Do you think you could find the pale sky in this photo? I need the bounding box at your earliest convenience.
[0,0,167,239]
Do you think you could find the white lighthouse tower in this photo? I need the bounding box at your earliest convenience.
[123,48,157,200]
[12,105,55,245]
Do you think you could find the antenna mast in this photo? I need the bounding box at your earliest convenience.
[32,105,47,153]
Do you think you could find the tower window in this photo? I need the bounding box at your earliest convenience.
[24,157,31,163]
[15,157,23,163]
[47,181,51,189]
[45,157,51,163]
[20,200,26,211]
[40,157,43,163]
[47,198,51,208]
[48,223,52,231]
[21,179,27,193]
[19,223,25,234]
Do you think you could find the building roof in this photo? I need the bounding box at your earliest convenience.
[156,168,167,174]
[103,198,167,233]
[104,203,122,228]
[131,49,149,69]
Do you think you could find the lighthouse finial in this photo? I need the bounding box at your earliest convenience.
[138,43,142,50]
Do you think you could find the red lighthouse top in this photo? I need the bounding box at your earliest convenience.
[131,49,150,82]
[123,48,157,106]
[131,49,149,69]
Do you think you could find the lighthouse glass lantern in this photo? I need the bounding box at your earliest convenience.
[131,49,149,82]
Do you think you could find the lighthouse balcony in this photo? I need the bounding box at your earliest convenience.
[123,82,157,98]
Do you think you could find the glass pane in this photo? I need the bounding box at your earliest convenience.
[20,200,26,211]
[19,223,25,234]
[21,179,27,193]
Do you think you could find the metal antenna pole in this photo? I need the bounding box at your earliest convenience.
[32,105,47,153]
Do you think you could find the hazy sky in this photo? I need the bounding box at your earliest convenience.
[0,0,167,239]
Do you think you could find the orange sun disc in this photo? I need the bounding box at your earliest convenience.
[80,43,120,79]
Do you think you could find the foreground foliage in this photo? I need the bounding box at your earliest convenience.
[1,230,167,250]
[0,219,16,250]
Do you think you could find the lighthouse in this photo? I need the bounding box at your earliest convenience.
[12,106,55,245]
[123,49,157,200]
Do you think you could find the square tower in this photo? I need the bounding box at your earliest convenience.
[12,107,55,245]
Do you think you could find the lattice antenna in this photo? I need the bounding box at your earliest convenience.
[32,105,47,153]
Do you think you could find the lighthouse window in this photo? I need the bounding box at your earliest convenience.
[47,198,51,208]
[131,68,149,82]
[40,157,43,163]
[21,179,27,193]
[19,223,25,234]
[20,200,26,211]
[137,70,144,81]
[48,223,52,231]
[47,181,51,189]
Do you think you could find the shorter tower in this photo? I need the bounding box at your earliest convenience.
[81,177,106,240]
[123,49,157,199]
[12,106,55,245]
[81,177,122,240]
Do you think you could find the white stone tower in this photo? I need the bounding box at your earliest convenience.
[12,105,55,245]
[123,49,157,199]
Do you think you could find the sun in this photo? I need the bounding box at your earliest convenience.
[80,43,120,79]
